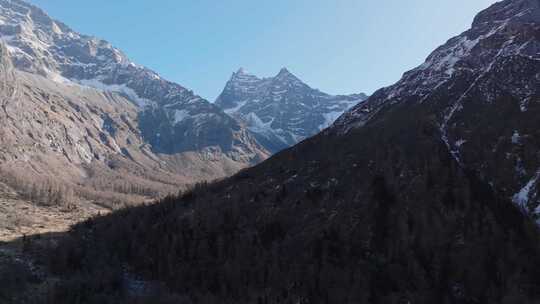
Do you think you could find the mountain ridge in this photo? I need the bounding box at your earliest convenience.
[216,67,367,152]
[0,0,268,158]
[333,0,540,222]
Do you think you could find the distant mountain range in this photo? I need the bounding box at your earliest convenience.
[216,68,367,152]
[0,0,368,206]
[0,0,272,205]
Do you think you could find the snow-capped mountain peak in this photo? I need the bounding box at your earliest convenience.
[272,67,306,89]
[276,67,293,77]
[216,67,367,152]
[235,67,250,75]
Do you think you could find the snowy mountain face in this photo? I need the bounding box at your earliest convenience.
[0,0,269,201]
[335,0,540,223]
[215,68,367,152]
[0,0,267,158]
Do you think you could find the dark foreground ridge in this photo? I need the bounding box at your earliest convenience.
[38,119,540,303]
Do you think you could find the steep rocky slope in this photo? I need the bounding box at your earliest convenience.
[0,0,265,157]
[0,44,256,205]
[28,1,540,303]
[0,0,268,206]
[216,68,367,152]
[335,0,540,223]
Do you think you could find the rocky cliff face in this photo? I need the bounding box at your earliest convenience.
[215,68,367,152]
[335,0,540,223]
[0,0,269,204]
[0,47,242,203]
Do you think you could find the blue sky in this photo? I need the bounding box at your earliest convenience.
[29,0,498,101]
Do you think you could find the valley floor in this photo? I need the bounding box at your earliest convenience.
[0,182,106,243]
[0,182,106,303]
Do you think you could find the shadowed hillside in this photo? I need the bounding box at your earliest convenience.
[3,0,540,303]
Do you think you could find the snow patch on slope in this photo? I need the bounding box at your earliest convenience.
[421,35,480,76]
[512,130,521,144]
[224,99,248,115]
[319,111,344,130]
[173,110,191,124]
[245,112,274,135]
[76,79,154,108]
[513,170,540,210]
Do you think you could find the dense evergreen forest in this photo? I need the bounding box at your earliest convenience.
[19,106,540,304]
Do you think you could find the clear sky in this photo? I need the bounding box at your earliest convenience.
[28,0,499,101]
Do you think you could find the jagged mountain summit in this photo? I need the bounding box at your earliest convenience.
[335,0,540,223]
[0,0,268,203]
[215,67,367,152]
